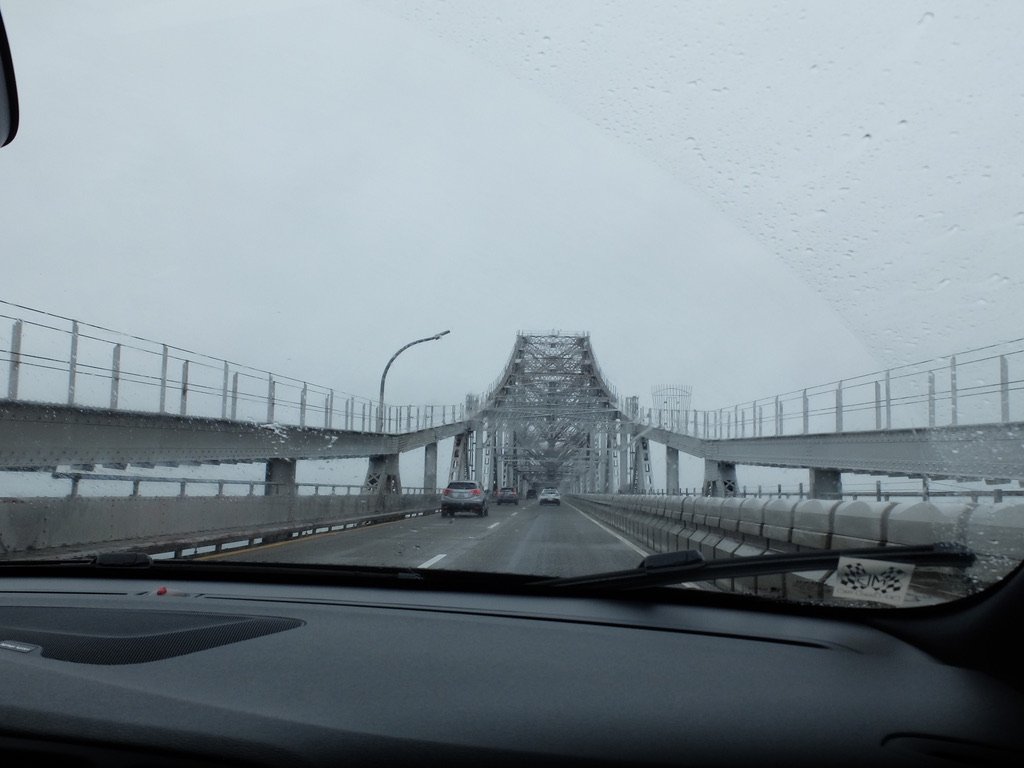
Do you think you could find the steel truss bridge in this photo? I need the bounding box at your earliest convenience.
[3,303,1024,502]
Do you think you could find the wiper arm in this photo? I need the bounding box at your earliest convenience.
[0,552,154,568]
[531,543,975,591]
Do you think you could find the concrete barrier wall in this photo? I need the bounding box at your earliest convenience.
[0,493,440,559]
[572,494,1024,602]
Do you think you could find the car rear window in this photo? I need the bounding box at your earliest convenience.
[448,482,478,490]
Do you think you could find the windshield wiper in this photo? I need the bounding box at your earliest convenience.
[531,543,976,591]
[0,552,155,568]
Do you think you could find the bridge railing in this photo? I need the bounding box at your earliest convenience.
[0,301,464,433]
[48,472,441,499]
[633,338,1024,439]
[631,485,1022,504]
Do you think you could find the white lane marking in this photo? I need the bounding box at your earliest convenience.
[418,553,447,569]
[487,522,500,529]
[564,501,649,557]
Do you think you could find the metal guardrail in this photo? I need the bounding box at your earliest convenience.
[50,472,442,498]
[633,485,1023,503]
[0,300,464,433]
[632,338,1024,439]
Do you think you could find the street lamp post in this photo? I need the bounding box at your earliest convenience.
[377,330,450,432]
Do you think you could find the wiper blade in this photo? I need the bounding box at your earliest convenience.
[0,552,154,568]
[531,543,976,591]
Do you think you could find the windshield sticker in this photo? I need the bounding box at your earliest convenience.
[832,558,915,606]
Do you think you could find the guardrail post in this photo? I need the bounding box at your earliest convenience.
[69,474,80,498]
[179,361,189,415]
[109,343,121,409]
[928,371,936,427]
[1000,355,1009,423]
[885,369,892,429]
[132,480,140,497]
[950,355,958,426]
[67,320,79,405]
[7,319,21,399]
[874,381,881,429]
[835,380,843,432]
[159,344,168,412]
[221,362,229,418]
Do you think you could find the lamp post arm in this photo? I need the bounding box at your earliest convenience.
[377,330,450,432]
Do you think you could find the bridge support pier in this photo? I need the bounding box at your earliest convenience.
[424,442,438,492]
[702,460,737,497]
[666,447,680,494]
[618,425,630,492]
[265,458,296,496]
[474,423,485,484]
[809,468,842,500]
[363,454,401,495]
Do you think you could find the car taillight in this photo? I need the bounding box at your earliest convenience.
[471,488,481,495]
[442,488,451,496]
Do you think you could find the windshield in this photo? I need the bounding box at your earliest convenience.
[1,1,1022,609]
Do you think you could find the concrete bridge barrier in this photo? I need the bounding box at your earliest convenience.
[0,493,440,560]
[571,493,1024,602]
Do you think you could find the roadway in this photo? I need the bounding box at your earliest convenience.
[206,499,648,577]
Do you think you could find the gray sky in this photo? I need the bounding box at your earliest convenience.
[1,1,1023,490]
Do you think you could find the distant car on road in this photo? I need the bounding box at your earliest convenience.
[538,488,561,506]
[525,488,537,499]
[440,480,489,517]
[496,486,519,505]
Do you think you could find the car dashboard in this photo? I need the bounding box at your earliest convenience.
[2,568,1024,768]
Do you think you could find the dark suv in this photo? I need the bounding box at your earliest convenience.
[440,480,489,517]
[495,486,519,505]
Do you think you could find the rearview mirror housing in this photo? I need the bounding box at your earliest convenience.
[0,7,20,148]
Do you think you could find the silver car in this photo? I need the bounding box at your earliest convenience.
[440,480,489,517]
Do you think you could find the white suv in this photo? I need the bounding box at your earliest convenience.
[538,488,561,506]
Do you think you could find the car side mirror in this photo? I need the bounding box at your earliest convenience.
[0,7,20,148]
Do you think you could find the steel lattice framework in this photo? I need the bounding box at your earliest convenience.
[471,333,648,493]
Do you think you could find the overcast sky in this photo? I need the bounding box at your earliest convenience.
[1,1,1023,488]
